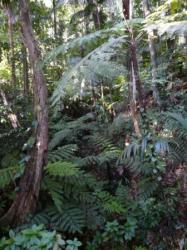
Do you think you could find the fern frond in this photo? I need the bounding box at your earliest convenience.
[145,20,187,37]
[48,204,85,233]
[116,184,132,205]
[45,161,81,177]
[77,155,101,167]
[138,178,158,200]
[87,134,117,151]
[28,212,50,226]
[51,36,127,105]
[49,113,96,150]
[42,176,64,211]
[48,144,78,162]
[166,112,187,139]
[43,22,125,65]
[95,191,125,214]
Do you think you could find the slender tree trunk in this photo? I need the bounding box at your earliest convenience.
[0,90,20,129]
[122,0,129,19]
[0,0,48,226]
[3,3,16,86]
[143,0,161,106]
[52,0,57,38]
[22,44,29,98]
[122,0,145,137]
[87,0,101,29]
[122,0,142,198]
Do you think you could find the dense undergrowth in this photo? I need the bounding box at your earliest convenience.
[0,97,187,249]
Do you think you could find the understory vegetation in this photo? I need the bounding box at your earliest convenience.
[0,0,187,249]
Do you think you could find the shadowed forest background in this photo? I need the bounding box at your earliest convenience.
[0,0,187,249]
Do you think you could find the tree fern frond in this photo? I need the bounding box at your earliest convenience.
[51,36,127,105]
[43,22,125,65]
[147,20,187,37]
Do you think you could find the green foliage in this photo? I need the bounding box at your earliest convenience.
[48,144,78,162]
[49,113,96,149]
[145,20,187,38]
[65,238,82,250]
[0,225,82,250]
[0,166,19,188]
[48,205,86,233]
[124,217,138,240]
[0,0,187,249]
[102,220,124,243]
[45,161,80,177]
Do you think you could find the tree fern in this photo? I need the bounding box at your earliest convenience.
[43,22,125,65]
[51,35,127,105]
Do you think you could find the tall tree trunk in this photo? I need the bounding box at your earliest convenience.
[122,0,145,137]
[3,3,16,86]
[143,0,161,107]
[22,44,29,98]
[0,0,48,226]
[122,0,142,199]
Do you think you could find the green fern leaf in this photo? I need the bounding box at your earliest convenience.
[45,161,80,177]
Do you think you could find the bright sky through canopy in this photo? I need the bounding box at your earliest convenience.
[43,0,52,7]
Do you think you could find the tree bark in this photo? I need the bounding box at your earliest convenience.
[22,44,29,98]
[143,0,161,107]
[0,0,48,226]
